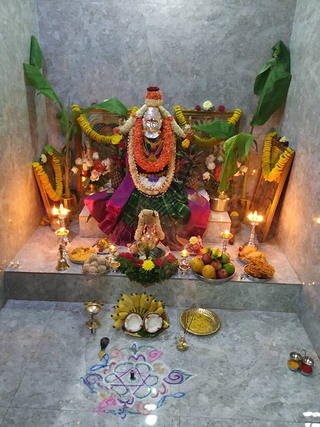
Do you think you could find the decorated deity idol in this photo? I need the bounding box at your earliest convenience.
[85,87,210,249]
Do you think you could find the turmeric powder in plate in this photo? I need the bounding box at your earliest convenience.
[287,359,300,370]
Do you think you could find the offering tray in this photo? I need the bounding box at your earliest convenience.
[243,272,272,282]
[123,310,169,338]
[237,256,249,265]
[179,307,220,336]
[192,270,236,284]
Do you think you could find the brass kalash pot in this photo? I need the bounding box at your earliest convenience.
[210,191,229,212]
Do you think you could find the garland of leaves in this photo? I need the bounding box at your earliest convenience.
[72,104,123,145]
[32,153,63,202]
[116,252,178,285]
[262,131,294,182]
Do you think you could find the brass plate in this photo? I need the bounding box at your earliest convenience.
[124,310,169,338]
[179,307,221,336]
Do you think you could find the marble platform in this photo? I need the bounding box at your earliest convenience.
[3,221,302,313]
[0,300,319,426]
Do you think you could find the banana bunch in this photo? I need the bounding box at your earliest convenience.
[111,293,169,330]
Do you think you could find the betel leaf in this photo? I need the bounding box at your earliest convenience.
[192,121,236,138]
[23,63,63,107]
[218,133,255,192]
[30,36,42,69]
[251,41,291,127]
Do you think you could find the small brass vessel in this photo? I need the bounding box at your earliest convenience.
[176,336,189,352]
[56,243,70,271]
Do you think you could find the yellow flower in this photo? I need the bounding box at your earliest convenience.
[181,138,190,148]
[142,260,155,271]
[189,236,198,245]
[230,211,239,217]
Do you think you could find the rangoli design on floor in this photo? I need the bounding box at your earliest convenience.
[82,342,194,419]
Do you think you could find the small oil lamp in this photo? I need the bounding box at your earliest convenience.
[108,244,118,264]
[179,249,190,273]
[246,211,263,247]
[83,300,105,334]
[220,230,233,253]
[52,203,70,230]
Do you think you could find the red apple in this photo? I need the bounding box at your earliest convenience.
[202,253,212,265]
[211,259,222,270]
[216,268,229,279]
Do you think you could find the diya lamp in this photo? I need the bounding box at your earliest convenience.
[179,249,190,273]
[220,230,233,253]
[83,300,105,334]
[52,203,70,230]
[245,211,263,247]
[108,244,118,261]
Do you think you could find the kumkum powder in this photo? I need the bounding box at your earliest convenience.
[300,363,313,376]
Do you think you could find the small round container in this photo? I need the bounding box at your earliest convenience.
[289,352,303,363]
[287,359,301,372]
[144,313,163,333]
[302,356,314,367]
[300,363,313,376]
[124,313,143,333]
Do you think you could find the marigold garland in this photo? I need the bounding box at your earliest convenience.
[132,117,173,173]
[174,105,187,128]
[228,108,242,126]
[262,131,294,182]
[128,127,176,196]
[72,104,123,145]
[33,153,63,202]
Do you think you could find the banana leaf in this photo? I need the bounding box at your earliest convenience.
[71,98,127,123]
[218,133,255,191]
[44,144,64,159]
[251,41,291,127]
[30,36,42,69]
[192,121,236,138]
[23,63,62,107]
[59,113,78,140]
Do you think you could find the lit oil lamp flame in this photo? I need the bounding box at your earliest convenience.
[180,249,190,258]
[109,244,118,253]
[52,203,69,217]
[248,211,263,223]
[55,227,69,236]
[221,230,233,239]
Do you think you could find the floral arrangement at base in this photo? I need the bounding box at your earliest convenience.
[72,152,112,190]
[116,251,178,285]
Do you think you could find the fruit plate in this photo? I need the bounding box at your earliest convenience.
[93,245,109,255]
[192,270,236,284]
[179,307,220,336]
[124,311,169,338]
[243,272,273,282]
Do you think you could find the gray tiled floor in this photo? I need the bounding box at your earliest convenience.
[0,300,319,427]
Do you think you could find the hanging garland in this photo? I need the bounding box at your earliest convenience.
[132,117,174,173]
[33,153,63,202]
[262,131,294,182]
[71,104,123,145]
[173,105,242,147]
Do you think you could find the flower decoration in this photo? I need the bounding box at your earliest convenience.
[116,252,179,285]
[40,154,47,163]
[195,105,201,110]
[73,153,112,189]
[218,105,225,112]
[203,100,213,111]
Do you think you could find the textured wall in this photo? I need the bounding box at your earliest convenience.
[277,0,320,355]
[37,0,296,145]
[0,0,48,307]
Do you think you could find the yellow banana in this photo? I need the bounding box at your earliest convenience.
[139,293,148,311]
[121,294,134,311]
[157,300,163,308]
[131,293,140,310]
[113,318,124,329]
[118,299,132,313]
[154,306,164,315]
[118,311,129,320]
[113,305,121,313]
[143,298,152,311]
[148,299,158,313]
[111,313,119,320]
[162,320,169,329]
